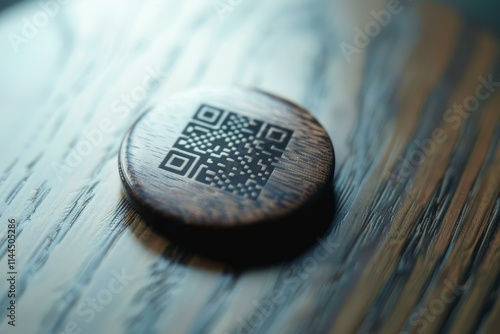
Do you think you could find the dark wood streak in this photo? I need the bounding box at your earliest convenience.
[0,182,96,309]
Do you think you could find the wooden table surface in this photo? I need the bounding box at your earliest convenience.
[0,0,499,333]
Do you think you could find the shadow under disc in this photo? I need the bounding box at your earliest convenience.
[137,191,337,269]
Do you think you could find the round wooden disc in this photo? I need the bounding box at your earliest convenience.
[119,87,335,230]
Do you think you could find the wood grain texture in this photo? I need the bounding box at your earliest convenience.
[0,0,499,333]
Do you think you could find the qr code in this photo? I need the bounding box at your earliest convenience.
[159,104,293,200]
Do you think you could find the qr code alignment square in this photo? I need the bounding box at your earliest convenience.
[159,104,293,200]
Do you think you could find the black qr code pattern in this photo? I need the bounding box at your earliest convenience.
[159,104,293,200]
